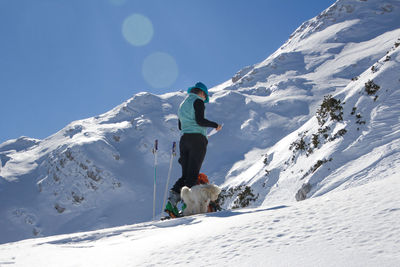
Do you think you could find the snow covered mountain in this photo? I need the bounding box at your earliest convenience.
[1,0,400,245]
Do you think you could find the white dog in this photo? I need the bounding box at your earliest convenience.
[180,184,221,216]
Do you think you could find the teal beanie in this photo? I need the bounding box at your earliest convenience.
[187,82,209,103]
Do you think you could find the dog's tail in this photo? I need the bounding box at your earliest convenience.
[180,186,191,201]
[209,184,222,201]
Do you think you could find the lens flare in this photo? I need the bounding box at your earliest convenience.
[122,14,153,46]
[142,52,179,89]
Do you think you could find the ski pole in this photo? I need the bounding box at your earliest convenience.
[152,139,158,220]
[162,142,177,214]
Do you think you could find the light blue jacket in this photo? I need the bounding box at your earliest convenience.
[178,93,208,138]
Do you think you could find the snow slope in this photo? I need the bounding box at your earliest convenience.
[222,38,400,208]
[0,173,399,266]
[1,0,400,244]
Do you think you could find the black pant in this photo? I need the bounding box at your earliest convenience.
[171,133,208,193]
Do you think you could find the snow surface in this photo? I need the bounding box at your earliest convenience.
[1,3,400,264]
[0,173,399,266]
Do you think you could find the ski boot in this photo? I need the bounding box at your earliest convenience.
[164,201,180,218]
[164,190,182,218]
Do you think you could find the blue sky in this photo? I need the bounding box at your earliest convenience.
[0,0,335,143]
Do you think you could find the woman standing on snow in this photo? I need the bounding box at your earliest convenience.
[165,82,222,217]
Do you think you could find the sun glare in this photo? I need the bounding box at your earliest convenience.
[122,13,153,47]
[142,52,179,89]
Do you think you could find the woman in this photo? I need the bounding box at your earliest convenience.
[165,82,222,217]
